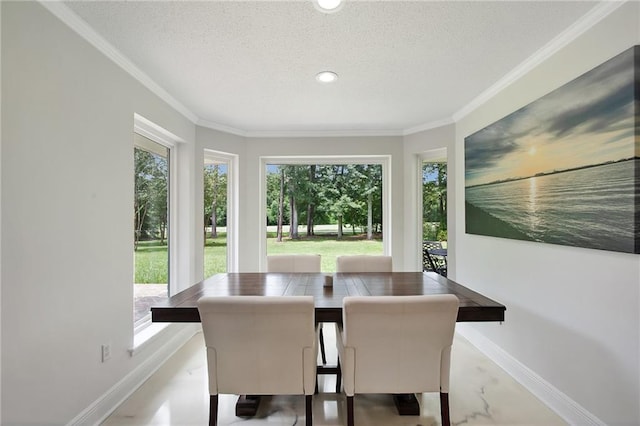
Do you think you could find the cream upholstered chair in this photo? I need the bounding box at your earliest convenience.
[266,254,328,365]
[336,295,459,426]
[334,254,392,392]
[335,255,393,273]
[197,296,317,426]
[267,254,321,273]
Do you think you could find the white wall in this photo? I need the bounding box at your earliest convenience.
[1,3,197,424]
[454,3,639,424]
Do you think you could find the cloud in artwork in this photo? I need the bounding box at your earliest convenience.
[465,46,636,187]
[546,79,633,139]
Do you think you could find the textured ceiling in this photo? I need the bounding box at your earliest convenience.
[64,1,598,135]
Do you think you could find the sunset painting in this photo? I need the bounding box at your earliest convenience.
[465,45,639,254]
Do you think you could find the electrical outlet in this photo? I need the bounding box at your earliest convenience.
[101,344,111,363]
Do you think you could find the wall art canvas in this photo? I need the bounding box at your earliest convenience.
[464,45,639,254]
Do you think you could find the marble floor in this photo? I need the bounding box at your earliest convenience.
[103,328,566,426]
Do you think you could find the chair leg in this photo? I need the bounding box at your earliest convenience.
[319,326,327,364]
[346,395,354,426]
[335,358,342,393]
[440,392,450,426]
[209,395,218,426]
[305,394,313,426]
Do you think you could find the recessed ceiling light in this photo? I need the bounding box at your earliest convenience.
[314,0,343,13]
[316,71,338,83]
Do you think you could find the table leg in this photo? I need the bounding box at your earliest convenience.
[392,393,420,415]
[316,364,341,394]
[235,395,261,417]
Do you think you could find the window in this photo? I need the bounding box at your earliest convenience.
[422,160,447,242]
[133,133,170,332]
[421,149,447,273]
[261,157,390,272]
[130,115,184,349]
[204,152,230,277]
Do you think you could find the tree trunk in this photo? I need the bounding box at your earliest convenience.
[367,191,373,240]
[277,169,284,242]
[306,204,314,237]
[134,203,148,251]
[211,200,218,238]
[307,165,316,237]
[211,165,218,238]
[337,215,343,240]
[438,164,447,232]
[289,194,298,239]
[159,223,166,244]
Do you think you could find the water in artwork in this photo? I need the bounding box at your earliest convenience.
[465,159,638,253]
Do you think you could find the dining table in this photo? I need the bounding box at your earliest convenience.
[151,271,505,416]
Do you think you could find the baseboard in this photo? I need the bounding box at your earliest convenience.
[67,323,200,426]
[456,325,605,426]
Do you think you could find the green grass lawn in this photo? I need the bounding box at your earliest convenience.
[204,234,228,278]
[267,234,383,272]
[134,240,170,284]
[135,231,383,283]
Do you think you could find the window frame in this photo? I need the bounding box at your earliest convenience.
[417,148,448,270]
[258,155,391,271]
[204,149,239,273]
[133,114,182,334]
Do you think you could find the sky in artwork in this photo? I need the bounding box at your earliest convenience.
[464,46,637,188]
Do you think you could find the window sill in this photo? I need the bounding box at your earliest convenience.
[129,322,170,357]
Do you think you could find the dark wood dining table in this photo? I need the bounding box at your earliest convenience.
[151,271,505,416]
[151,271,504,323]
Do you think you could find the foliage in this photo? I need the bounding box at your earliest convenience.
[423,222,449,242]
[266,164,383,240]
[266,172,289,225]
[134,147,168,249]
[203,164,228,237]
[422,162,447,241]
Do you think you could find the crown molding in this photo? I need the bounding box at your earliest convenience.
[245,128,404,138]
[452,1,627,123]
[39,1,199,124]
[196,119,248,137]
[198,119,405,139]
[403,117,455,136]
[39,0,624,139]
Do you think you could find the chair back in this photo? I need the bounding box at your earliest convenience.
[422,241,447,276]
[197,296,317,396]
[335,255,392,273]
[422,240,442,251]
[267,254,321,272]
[340,295,459,394]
